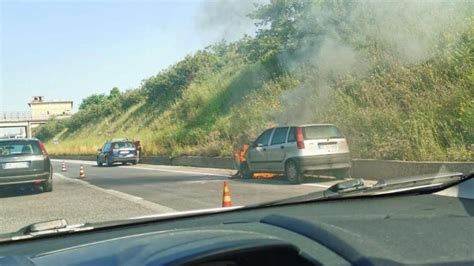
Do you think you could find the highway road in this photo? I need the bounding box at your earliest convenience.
[0,159,342,233]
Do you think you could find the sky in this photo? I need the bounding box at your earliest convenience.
[0,0,260,116]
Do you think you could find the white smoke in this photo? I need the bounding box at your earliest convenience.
[276,0,472,125]
[196,0,269,43]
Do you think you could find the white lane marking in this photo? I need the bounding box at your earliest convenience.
[54,173,176,213]
[130,166,230,177]
[106,189,143,200]
[52,159,232,177]
[180,180,226,184]
[302,183,331,188]
[52,159,96,166]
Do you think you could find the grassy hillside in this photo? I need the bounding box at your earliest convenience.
[35,0,473,161]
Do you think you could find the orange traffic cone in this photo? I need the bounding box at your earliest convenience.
[61,161,67,172]
[79,165,85,178]
[222,181,232,207]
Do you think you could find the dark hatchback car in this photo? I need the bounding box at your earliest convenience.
[0,138,53,192]
[97,139,138,166]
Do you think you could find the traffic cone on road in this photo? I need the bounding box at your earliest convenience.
[79,165,85,178]
[222,181,232,207]
[61,161,67,172]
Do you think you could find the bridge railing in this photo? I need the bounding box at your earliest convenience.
[0,112,32,121]
[0,112,69,122]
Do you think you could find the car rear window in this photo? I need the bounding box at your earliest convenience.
[0,140,41,157]
[303,126,343,140]
[112,142,134,149]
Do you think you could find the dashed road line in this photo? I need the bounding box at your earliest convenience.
[130,166,231,177]
[54,173,176,213]
[181,180,227,184]
[52,159,96,166]
[105,189,143,200]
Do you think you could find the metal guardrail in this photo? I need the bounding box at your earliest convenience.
[0,112,52,122]
[0,112,32,121]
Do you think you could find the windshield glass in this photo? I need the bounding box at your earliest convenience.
[113,142,134,149]
[303,126,343,140]
[0,0,472,237]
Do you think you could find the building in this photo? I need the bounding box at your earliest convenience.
[29,96,73,120]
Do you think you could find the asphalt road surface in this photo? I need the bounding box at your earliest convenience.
[0,159,342,233]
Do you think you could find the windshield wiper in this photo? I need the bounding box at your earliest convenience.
[325,178,370,193]
[252,172,470,207]
[3,219,94,241]
[0,208,243,243]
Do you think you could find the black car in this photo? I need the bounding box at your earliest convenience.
[97,139,138,166]
[0,138,53,192]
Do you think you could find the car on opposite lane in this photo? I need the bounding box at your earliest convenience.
[97,139,138,167]
[0,138,53,192]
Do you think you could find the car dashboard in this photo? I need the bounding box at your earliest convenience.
[0,188,473,265]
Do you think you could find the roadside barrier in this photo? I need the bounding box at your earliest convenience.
[51,156,474,180]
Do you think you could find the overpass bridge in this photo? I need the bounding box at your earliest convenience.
[0,112,49,138]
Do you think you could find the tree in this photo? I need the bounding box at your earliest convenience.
[250,0,308,53]
[108,87,121,100]
[79,94,107,110]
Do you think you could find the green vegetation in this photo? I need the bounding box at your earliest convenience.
[36,0,473,161]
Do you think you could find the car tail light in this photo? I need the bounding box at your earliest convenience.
[38,141,48,159]
[296,127,305,149]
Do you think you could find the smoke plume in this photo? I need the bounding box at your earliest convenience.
[276,0,472,125]
[196,0,269,43]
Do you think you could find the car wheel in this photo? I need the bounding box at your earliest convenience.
[97,158,103,167]
[106,157,112,167]
[285,160,303,184]
[333,168,351,179]
[43,167,53,192]
[132,160,137,165]
[240,162,252,179]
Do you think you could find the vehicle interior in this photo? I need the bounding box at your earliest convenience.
[1,174,473,265]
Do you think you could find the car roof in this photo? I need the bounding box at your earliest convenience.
[0,138,39,142]
[107,138,133,142]
[273,123,336,128]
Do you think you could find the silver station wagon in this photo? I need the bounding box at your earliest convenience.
[241,124,351,184]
